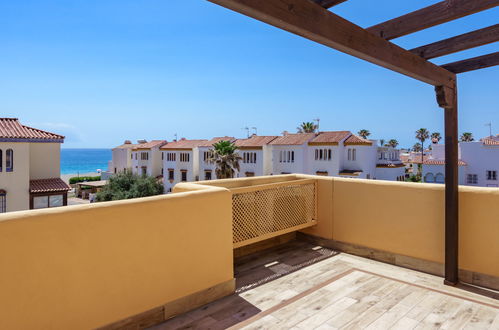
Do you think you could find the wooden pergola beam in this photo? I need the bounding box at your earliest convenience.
[442,52,499,73]
[368,0,499,40]
[207,0,455,87]
[411,24,499,60]
[313,0,347,9]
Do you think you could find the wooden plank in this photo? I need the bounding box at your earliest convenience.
[441,52,499,73]
[233,220,318,249]
[313,0,347,9]
[367,0,499,40]
[207,0,456,87]
[410,24,499,59]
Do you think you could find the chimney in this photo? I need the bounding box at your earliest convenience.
[282,130,289,136]
[124,140,132,144]
[181,137,186,141]
[137,139,147,144]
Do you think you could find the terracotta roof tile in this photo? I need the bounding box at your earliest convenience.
[269,133,316,145]
[160,139,208,150]
[343,134,373,146]
[113,142,138,150]
[134,140,167,150]
[0,118,64,141]
[309,131,351,144]
[423,159,467,166]
[30,178,71,193]
[198,136,236,147]
[235,135,278,148]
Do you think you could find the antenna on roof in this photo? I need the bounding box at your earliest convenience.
[251,127,257,135]
[314,118,320,131]
[485,122,492,137]
[174,133,178,142]
[242,127,250,138]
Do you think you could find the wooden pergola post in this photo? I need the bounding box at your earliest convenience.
[436,83,459,285]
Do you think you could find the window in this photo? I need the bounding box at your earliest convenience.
[141,167,147,176]
[49,195,63,207]
[348,149,351,161]
[32,194,64,209]
[467,174,478,184]
[168,169,174,181]
[140,152,149,160]
[166,152,176,161]
[352,149,356,161]
[205,170,212,180]
[243,152,257,164]
[181,170,187,182]
[6,149,13,172]
[180,153,190,162]
[135,153,137,160]
[291,151,294,163]
[487,170,497,181]
[315,148,332,161]
[435,173,445,184]
[424,173,435,183]
[204,151,213,162]
[114,167,117,174]
[162,152,164,160]
[161,168,164,175]
[0,190,6,213]
[0,149,2,172]
[245,172,255,177]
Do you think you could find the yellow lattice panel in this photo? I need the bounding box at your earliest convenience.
[231,179,317,248]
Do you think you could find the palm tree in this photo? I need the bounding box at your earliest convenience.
[415,128,429,174]
[460,132,474,142]
[297,122,318,133]
[358,129,370,139]
[208,140,242,179]
[431,132,442,144]
[379,139,385,147]
[412,143,422,152]
[387,139,399,148]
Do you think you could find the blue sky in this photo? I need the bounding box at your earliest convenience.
[1,0,497,148]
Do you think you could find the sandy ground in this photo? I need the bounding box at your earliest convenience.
[61,172,100,184]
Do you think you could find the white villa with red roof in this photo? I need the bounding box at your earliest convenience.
[423,136,499,187]
[110,140,139,174]
[131,140,167,177]
[0,118,70,213]
[234,135,277,177]
[160,138,207,192]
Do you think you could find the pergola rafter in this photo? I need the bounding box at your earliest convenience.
[207,0,499,287]
[367,0,499,40]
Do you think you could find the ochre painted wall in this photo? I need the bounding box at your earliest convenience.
[29,142,61,179]
[0,187,233,329]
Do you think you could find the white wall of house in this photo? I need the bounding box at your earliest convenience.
[271,145,308,175]
[422,164,466,185]
[0,142,31,212]
[162,149,197,192]
[111,148,133,174]
[307,145,341,176]
[238,149,264,177]
[197,146,219,179]
[341,145,378,179]
[460,142,499,187]
[375,167,406,181]
[132,147,163,177]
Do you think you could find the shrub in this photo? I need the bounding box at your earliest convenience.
[95,171,163,202]
[69,176,101,184]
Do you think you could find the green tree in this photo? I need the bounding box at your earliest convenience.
[95,170,163,202]
[460,132,474,142]
[431,132,442,144]
[415,128,429,175]
[412,143,422,152]
[358,129,370,139]
[379,139,385,147]
[208,140,242,179]
[387,139,399,148]
[297,122,318,133]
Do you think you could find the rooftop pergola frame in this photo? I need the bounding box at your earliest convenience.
[207,0,499,287]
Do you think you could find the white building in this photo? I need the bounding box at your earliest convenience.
[160,139,207,192]
[375,146,406,181]
[110,140,138,174]
[131,140,167,178]
[196,136,235,180]
[0,118,70,213]
[234,135,277,177]
[423,137,499,187]
[269,133,316,175]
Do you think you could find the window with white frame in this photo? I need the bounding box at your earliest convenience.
[166,152,176,161]
[486,170,497,181]
[467,174,478,184]
[243,152,257,164]
[315,148,332,161]
[203,151,213,163]
[180,153,190,162]
[0,149,2,172]
[279,150,294,163]
[347,148,356,161]
[140,152,149,160]
[6,149,13,172]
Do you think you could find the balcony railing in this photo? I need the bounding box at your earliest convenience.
[230,179,317,248]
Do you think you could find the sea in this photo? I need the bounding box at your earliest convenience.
[60,149,112,175]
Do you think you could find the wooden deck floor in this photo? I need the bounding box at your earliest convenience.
[151,240,499,330]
